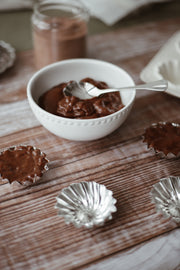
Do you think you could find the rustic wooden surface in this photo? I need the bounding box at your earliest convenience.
[0,18,180,270]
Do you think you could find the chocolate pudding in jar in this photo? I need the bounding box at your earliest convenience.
[32,0,89,69]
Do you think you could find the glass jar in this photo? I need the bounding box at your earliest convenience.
[32,0,89,69]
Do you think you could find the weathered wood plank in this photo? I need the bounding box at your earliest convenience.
[1,19,180,105]
[1,127,179,269]
[88,18,180,64]
[0,51,35,104]
[0,17,180,270]
[83,229,180,270]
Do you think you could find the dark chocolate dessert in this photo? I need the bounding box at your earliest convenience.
[143,122,180,157]
[0,145,49,185]
[39,78,124,119]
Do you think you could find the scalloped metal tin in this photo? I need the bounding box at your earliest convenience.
[0,145,49,186]
[0,40,16,74]
[143,122,180,159]
[55,181,117,228]
[150,176,180,222]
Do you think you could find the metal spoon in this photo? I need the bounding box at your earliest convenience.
[63,79,168,99]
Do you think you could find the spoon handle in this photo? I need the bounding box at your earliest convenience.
[94,80,168,94]
[132,80,168,91]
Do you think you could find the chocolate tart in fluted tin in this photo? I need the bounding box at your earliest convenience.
[55,181,117,228]
[0,145,49,185]
[143,122,180,158]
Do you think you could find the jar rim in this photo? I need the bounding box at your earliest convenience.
[33,0,89,22]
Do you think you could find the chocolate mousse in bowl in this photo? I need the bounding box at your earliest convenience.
[39,77,124,119]
[27,58,136,141]
[32,0,89,69]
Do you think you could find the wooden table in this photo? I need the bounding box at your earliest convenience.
[0,17,180,270]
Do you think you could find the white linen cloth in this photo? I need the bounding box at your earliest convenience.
[81,0,169,25]
[0,0,33,10]
[0,0,169,25]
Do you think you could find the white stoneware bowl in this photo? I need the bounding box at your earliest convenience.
[27,59,136,141]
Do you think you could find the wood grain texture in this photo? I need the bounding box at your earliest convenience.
[84,229,180,270]
[0,18,180,270]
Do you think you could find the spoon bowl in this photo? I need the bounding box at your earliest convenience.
[64,79,168,99]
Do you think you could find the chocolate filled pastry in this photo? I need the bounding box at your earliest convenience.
[0,145,49,185]
[143,122,180,158]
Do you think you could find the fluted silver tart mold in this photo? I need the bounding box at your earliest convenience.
[55,181,117,228]
[150,176,180,222]
[0,40,15,73]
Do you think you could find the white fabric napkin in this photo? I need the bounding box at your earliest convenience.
[81,0,169,25]
[0,0,169,25]
[0,0,33,10]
